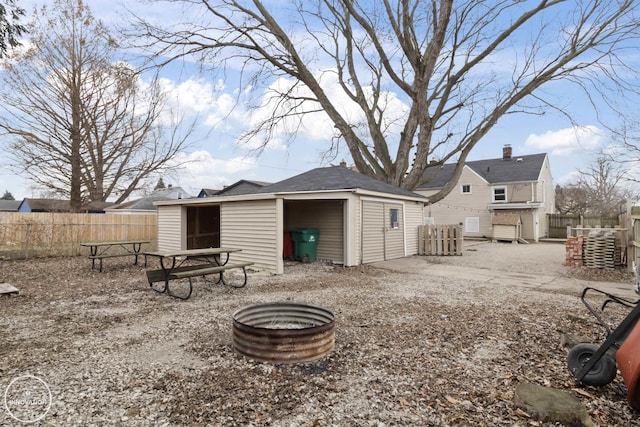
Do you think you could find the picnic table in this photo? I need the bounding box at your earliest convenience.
[144,247,253,299]
[80,240,150,272]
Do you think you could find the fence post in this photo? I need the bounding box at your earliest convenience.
[24,223,31,259]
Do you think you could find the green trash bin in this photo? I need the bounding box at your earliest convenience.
[290,228,319,263]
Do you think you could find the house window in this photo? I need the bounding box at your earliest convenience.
[390,208,399,229]
[493,186,507,202]
[465,217,480,233]
[461,184,471,194]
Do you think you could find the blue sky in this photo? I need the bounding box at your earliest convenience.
[1,0,635,200]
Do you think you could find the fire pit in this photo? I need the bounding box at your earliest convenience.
[232,302,336,363]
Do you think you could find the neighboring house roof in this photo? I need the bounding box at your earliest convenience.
[108,187,191,211]
[418,153,547,189]
[198,188,221,198]
[254,166,426,199]
[18,198,113,213]
[0,200,21,211]
[215,180,271,196]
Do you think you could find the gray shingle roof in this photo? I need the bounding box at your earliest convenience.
[254,166,426,199]
[215,180,271,196]
[418,153,547,189]
[110,187,190,211]
[0,200,20,211]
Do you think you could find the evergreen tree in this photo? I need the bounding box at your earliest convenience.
[0,190,15,200]
[154,178,166,191]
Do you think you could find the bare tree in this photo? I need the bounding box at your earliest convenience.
[555,184,588,215]
[131,0,640,201]
[609,123,640,185]
[0,0,192,211]
[0,0,26,57]
[556,152,635,214]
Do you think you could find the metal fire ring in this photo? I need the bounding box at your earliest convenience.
[232,302,336,364]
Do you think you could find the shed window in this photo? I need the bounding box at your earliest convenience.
[390,208,399,229]
[461,184,471,194]
[493,186,507,202]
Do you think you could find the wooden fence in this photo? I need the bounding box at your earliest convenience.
[0,212,158,259]
[418,224,463,256]
[628,206,640,272]
[547,213,621,238]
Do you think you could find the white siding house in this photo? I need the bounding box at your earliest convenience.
[417,145,554,242]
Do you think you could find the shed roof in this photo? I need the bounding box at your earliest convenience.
[254,166,426,199]
[418,153,547,189]
[492,214,522,226]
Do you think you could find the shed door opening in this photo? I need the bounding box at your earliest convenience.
[187,205,220,249]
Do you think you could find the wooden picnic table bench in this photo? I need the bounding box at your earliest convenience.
[145,248,253,299]
[80,240,150,272]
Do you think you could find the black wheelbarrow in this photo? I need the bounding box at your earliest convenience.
[567,287,640,409]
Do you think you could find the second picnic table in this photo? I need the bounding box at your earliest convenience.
[144,247,253,299]
[80,240,150,272]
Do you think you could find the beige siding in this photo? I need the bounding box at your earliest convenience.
[221,200,279,273]
[520,210,535,240]
[418,167,493,238]
[493,224,516,240]
[404,202,424,255]
[362,201,385,263]
[285,200,344,263]
[537,156,555,208]
[537,210,547,239]
[157,205,184,252]
[508,183,534,202]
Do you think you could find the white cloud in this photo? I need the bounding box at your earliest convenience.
[524,125,604,156]
[169,150,258,195]
[237,70,410,151]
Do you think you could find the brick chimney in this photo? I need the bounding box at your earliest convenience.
[502,144,512,160]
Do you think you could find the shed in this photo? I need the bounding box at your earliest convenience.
[155,166,427,274]
[492,214,522,243]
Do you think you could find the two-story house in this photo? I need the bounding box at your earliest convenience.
[415,145,555,242]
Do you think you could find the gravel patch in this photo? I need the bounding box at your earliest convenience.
[0,242,638,426]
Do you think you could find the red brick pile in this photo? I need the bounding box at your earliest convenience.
[565,236,584,267]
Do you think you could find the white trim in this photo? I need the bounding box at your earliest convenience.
[402,202,407,256]
[276,198,284,274]
[345,198,352,266]
[466,164,490,184]
[156,188,427,206]
[489,202,543,209]
[460,183,472,194]
[492,186,507,202]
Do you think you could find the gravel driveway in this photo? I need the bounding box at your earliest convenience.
[1,241,638,426]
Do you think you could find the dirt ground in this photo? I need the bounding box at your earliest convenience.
[1,241,639,426]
